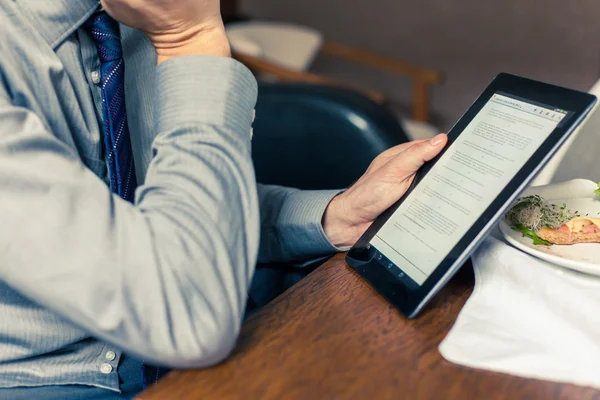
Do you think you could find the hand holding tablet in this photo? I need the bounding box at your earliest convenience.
[346,73,596,318]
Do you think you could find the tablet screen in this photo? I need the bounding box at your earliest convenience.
[369,92,570,286]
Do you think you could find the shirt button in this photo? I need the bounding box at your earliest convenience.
[91,70,101,85]
[100,363,113,374]
[105,351,116,361]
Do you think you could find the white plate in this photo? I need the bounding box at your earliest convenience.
[499,179,600,276]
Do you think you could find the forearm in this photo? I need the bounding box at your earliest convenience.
[0,56,259,368]
[257,184,344,263]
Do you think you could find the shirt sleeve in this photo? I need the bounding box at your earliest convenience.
[0,56,259,368]
[256,184,345,263]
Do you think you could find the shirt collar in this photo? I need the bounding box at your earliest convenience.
[16,0,100,49]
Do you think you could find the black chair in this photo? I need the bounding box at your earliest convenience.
[247,83,411,311]
[252,83,410,190]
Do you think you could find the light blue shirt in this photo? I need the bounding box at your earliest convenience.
[0,0,340,393]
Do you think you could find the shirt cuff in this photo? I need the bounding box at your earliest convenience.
[154,55,258,138]
[277,189,347,260]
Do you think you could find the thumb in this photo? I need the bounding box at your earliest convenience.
[396,133,447,172]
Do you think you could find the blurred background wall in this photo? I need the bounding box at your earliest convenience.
[238,0,600,130]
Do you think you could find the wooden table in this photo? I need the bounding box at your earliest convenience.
[138,254,600,400]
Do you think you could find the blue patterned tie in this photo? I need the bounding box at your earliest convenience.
[85,12,137,202]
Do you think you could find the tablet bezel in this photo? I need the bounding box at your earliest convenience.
[346,73,597,318]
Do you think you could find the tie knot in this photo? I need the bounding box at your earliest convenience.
[85,11,123,63]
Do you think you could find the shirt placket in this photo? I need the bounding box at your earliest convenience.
[77,28,110,187]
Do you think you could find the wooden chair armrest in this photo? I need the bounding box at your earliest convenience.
[320,41,442,122]
[319,41,442,84]
[232,52,386,103]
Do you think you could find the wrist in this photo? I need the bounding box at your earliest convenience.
[153,23,231,64]
[322,193,363,248]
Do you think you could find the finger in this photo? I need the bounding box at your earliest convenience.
[378,139,429,160]
[391,133,447,172]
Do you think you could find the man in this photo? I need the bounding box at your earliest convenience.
[0,0,447,398]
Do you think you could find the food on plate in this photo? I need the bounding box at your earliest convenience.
[505,195,582,245]
[536,217,600,245]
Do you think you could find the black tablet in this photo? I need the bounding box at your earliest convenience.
[346,73,596,318]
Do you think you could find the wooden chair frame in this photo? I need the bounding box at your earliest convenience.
[233,40,442,122]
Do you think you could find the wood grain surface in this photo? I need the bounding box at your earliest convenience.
[138,254,600,400]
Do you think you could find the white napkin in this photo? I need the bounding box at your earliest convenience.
[439,182,600,389]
